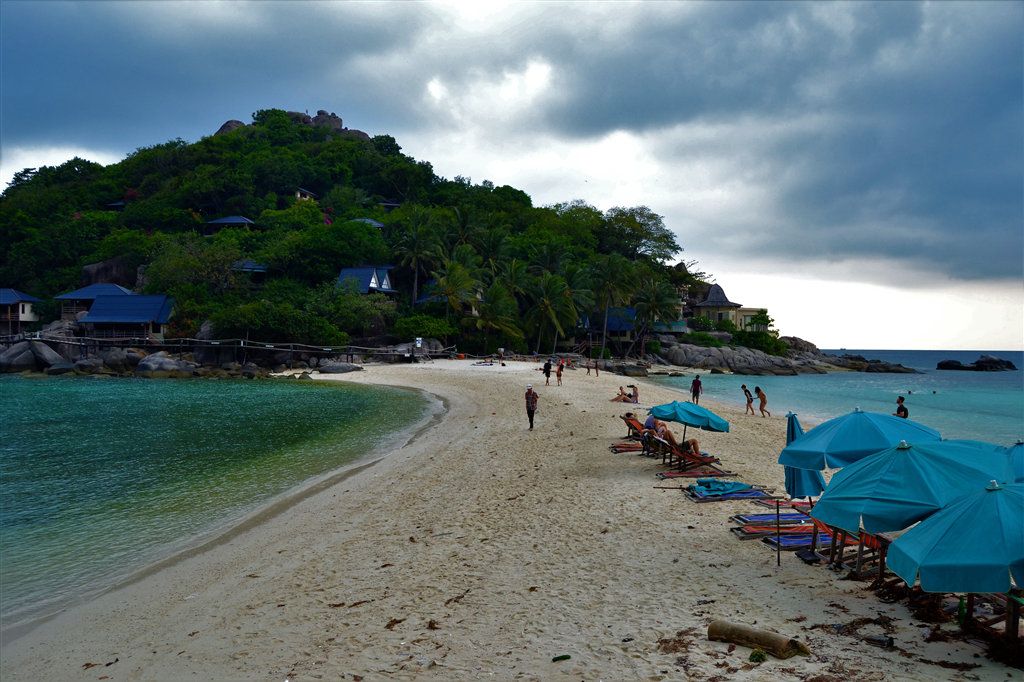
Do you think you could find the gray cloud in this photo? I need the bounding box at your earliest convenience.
[2,1,1020,280]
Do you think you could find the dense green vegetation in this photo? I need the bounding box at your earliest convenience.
[2,108,725,355]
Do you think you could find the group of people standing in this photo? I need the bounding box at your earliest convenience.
[741,384,770,417]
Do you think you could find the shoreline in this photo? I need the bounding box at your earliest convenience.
[0,381,445,643]
[1,360,1016,680]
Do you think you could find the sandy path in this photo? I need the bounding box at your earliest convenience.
[0,360,1014,681]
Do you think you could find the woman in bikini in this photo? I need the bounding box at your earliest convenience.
[755,386,770,418]
[742,384,755,415]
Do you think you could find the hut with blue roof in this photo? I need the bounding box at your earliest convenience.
[78,295,175,340]
[0,289,42,335]
[202,215,255,237]
[55,283,133,319]
[336,265,397,296]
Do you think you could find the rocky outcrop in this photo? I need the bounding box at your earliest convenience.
[1,342,38,372]
[937,355,1018,372]
[215,109,372,142]
[81,257,136,289]
[135,352,196,378]
[317,362,363,374]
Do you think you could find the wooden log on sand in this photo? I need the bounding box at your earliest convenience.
[707,620,811,659]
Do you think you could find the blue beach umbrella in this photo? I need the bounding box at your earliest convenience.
[648,401,729,437]
[778,408,941,471]
[888,481,1024,593]
[810,440,1015,534]
[783,413,826,499]
[1006,440,1024,483]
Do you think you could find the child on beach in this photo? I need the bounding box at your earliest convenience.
[742,385,755,415]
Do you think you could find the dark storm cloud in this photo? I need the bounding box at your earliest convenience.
[3,1,1020,280]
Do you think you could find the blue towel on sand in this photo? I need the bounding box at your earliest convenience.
[688,479,753,496]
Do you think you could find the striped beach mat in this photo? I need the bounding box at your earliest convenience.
[731,524,815,540]
[752,499,813,510]
[761,533,859,551]
[729,512,811,525]
[685,488,777,503]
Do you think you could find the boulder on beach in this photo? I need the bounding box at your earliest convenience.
[1,342,38,373]
[30,341,67,368]
[136,352,193,378]
[317,362,363,374]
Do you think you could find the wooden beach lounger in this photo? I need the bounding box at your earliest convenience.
[619,415,646,440]
[653,437,737,477]
[752,499,813,511]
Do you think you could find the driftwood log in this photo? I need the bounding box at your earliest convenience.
[707,620,811,659]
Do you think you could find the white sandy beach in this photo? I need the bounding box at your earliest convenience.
[0,360,1015,681]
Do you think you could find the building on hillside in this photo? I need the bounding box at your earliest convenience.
[336,265,397,296]
[55,283,133,320]
[352,218,384,229]
[296,187,319,202]
[0,289,42,336]
[202,215,255,237]
[78,295,175,340]
[232,260,269,286]
[693,284,743,325]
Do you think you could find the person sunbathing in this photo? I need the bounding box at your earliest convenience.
[611,386,631,402]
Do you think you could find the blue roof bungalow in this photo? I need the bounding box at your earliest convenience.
[55,283,133,319]
[202,215,255,237]
[79,295,175,341]
[0,289,42,336]
[337,265,397,296]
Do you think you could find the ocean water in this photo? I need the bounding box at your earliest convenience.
[0,376,434,630]
[650,349,1023,445]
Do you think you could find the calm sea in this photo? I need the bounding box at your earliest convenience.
[0,376,435,632]
[650,349,1023,445]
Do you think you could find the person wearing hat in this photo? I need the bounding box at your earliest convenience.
[525,384,538,430]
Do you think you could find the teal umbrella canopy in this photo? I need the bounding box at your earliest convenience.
[784,413,825,498]
[1007,440,1023,483]
[810,440,1014,534]
[648,401,729,433]
[888,482,1024,593]
[778,408,941,470]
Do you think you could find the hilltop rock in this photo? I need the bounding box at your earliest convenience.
[938,355,1017,372]
[214,120,246,136]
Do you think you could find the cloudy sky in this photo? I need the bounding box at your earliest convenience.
[2,1,1021,350]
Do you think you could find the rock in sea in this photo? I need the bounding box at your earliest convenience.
[317,362,363,374]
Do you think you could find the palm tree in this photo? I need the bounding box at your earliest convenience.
[497,259,531,304]
[394,211,440,306]
[525,271,571,354]
[449,206,482,249]
[529,243,566,276]
[474,227,510,280]
[431,260,477,345]
[551,263,594,354]
[632,277,680,355]
[588,254,635,359]
[464,282,523,354]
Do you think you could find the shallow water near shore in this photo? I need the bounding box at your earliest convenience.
[651,349,1023,445]
[0,375,432,631]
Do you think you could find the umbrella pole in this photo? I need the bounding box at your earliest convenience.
[682,424,688,440]
[776,501,781,567]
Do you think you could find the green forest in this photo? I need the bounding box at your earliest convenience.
[0,107,766,356]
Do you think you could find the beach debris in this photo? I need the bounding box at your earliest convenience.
[185,593,198,600]
[551,654,571,662]
[863,635,894,648]
[444,589,470,606]
[749,648,768,663]
[427,619,440,630]
[657,628,698,653]
[707,621,811,659]
[621,637,634,643]
[83,662,101,669]
[328,603,346,608]
[917,658,981,671]
[385,618,407,630]
[380,563,394,568]
[245,573,260,578]
[188,631,198,637]
[348,600,371,608]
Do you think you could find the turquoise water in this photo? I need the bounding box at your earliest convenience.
[0,376,433,629]
[651,350,1023,446]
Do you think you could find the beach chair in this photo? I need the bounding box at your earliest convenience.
[729,512,811,526]
[730,524,815,540]
[656,438,737,477]
[685,487,777,503]
[752,499,813,511]
[619,414,646,440]
[762,532,858,552]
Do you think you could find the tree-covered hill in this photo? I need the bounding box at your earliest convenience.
[1,108,713,355]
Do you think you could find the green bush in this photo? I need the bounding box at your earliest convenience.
[590,346,612,359]
[732,330,788,356]
[713,319,737,333]
[393,314,458,341]
[210,300,347,345]
[646,339,661,355]
[677,332,722,348]
[688,316,714,332]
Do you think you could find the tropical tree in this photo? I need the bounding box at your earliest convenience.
[529,242,567,275]
[497,259,532,304]
[394,210,441,306]
[474,227,510,279]
[464,282,523,354]
[632,277,680,343]
[430,260,478,344]
[524,271,571,354]
[589,254,635,358]
[552,263,594,353]
[602,206,681,263]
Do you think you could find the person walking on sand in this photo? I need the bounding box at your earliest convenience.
[586,358,592,375]
[543,359,552,386]
[742,384,755,415]
[556,361,563,386]
[690,375,703,404]
[893,396,908,419]
[755,386,770,417]
[525,384,538,430]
